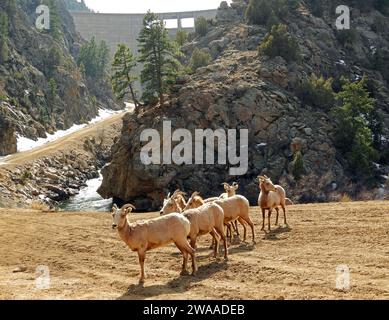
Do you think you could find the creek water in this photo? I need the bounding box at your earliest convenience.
[61,171,112,212]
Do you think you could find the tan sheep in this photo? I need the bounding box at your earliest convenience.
[258,175,287,231]
[183,202,228,260]
[220,182,239,199]
[219,182,240,237]
[111,204,197,283]
[183,191,206,211]
[159,189,187,215]
[215,195,256,244]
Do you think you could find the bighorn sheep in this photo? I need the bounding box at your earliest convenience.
[219,182,240,236]
[184,192,254,244]
[111,204,197,283]
[183,191,206,211]
[160,189,187,215]
[215,195,255,244]
[258,175,287,231]
[183,202,228,259]
[220,182,239,199]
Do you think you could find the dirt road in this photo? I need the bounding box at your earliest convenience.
[0,111,126,168]
[0,201,388,300]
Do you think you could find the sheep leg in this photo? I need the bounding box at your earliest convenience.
[275,207,280,226]
[240,216,255,244]
[226,223,232,240]
[261,209,266,230]
[210,229,220,258]
[233,220,239,236]
[236,217,246,242]
[281,204,287,226]
[214,226,228,260]
[181,240,197,275]
[188,239,198,275]
[232,220,239,236]
[137,251,146,284]
[209,236,215,250]
[175,243,189,274]
[268,209,272,231]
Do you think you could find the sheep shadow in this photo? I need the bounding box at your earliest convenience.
[227,243,256,254]
[117,260,228,300]
[263,225,292,241]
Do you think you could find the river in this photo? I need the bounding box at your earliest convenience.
[61,171,112,212]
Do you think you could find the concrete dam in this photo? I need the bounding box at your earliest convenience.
[71,10,218,56]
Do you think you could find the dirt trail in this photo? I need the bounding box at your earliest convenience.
[0,112,126,168]
[0,201,388,300]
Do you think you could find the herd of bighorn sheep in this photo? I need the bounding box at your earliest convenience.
[110,176,292,283]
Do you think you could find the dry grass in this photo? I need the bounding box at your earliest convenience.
[0,201,388,300]
[29,201,50,212]
[340,194,352,202]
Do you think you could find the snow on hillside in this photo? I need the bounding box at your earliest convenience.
[17,109,122,153]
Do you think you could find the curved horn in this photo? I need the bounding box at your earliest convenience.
[191,191,200,198]
[121,204,136,212]
[232,182,238,186]
[171,189,181,198]
[171,189,185,199]
[112,204,118,210]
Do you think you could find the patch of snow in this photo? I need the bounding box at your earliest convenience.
[336,59,346,66]
[17,109,122,153]
[0,155,11,165]
[373,162,381,169]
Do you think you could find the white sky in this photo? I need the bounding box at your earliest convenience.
[83,0,232,14]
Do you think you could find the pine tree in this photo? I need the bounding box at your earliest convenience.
[138,11,182,105]
[195,16,208,37]
[43,0,62,40]
[111,44,139,107]
[77,37,109,80]
[175,30,188,47]
[292,151,304,181]
[332,76,378,176]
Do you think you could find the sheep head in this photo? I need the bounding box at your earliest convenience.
[258,176,276,192]
[184,191,203,211]
[160,195,181,216]
[111,203,136,229]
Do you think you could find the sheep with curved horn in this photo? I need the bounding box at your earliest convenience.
[111,203,197,283]
[160,189,187,216]
[258,175,288,231]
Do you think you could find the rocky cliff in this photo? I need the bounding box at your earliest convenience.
[0,0,118,156]
[98,0,389,210]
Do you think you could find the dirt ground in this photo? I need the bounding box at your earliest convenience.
[0,201,388,300]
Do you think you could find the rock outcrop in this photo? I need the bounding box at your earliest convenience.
[0,118,122,208]
[0,0,119,156]
[99,0,389,210]
[0,103,17,156]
